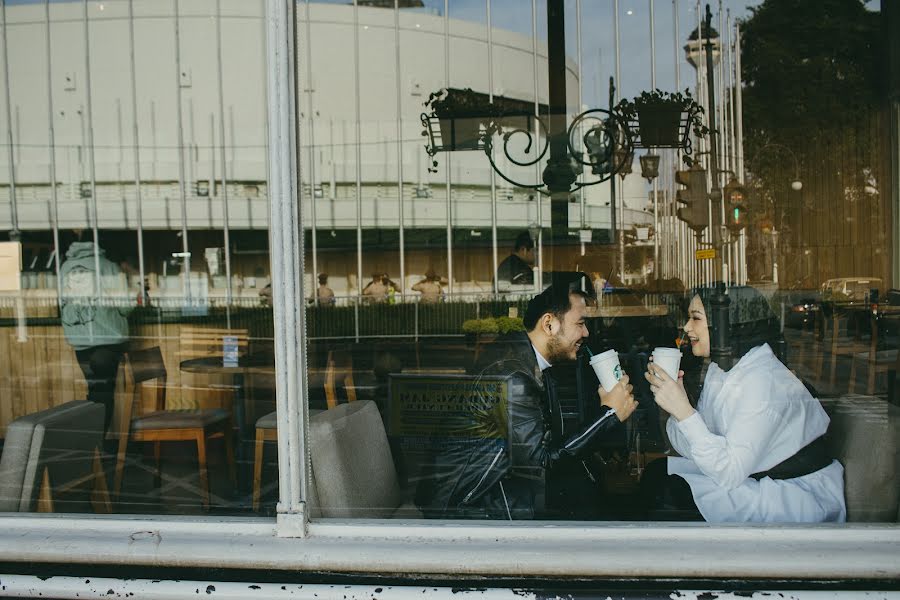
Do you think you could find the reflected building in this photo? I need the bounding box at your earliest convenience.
[0,0,655,304]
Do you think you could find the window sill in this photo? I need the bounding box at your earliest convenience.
[0,513,897,580]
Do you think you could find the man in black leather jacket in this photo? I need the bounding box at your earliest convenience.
[418,284,637,519]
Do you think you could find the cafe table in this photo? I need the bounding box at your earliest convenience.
[179,354,275,491]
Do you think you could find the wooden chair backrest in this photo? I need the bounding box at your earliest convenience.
[124,347,168,421]
[324,347,356,409]
[178,326,249,361]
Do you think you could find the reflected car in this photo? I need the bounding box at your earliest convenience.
[821,277,883,303]
[785,297,820,329]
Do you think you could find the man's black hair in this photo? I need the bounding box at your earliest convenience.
[514,231,534,251]
[523,274,595,331]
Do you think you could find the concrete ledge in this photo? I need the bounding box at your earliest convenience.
[0,514,896,580]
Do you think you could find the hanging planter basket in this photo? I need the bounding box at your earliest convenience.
[636,106,683,147]
[438,116,483,151]
[421,88,502,156]
[614,89,708,155]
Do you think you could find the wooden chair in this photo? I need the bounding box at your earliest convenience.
[251,411,278,511]
[850,311,898,394]
[815,305,870,389]
[114,347,236,510]
[324,349,356,409]
[252,345,358,510]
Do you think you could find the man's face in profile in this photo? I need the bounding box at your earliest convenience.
[545,293,589,363]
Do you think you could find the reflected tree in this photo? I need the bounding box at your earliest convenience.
[740,0,887,287]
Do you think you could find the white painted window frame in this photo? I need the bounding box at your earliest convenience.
[0,0,897,585]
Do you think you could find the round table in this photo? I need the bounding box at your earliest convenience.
[180,354,275,491]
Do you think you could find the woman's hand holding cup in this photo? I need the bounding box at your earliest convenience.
[598,374,637,422]
[645,360,694,422]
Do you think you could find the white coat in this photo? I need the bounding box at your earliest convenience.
[666,344,846,523]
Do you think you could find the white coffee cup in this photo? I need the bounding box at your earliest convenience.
[651,347,682,381]
[590,349,623,392]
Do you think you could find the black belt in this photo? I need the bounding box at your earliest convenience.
[750,435,832,481]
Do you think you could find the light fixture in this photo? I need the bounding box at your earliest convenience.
[791,180,803,191]
[614,147,634,179]
[639,153,660,181]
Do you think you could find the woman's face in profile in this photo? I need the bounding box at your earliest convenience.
[683,294,711,358]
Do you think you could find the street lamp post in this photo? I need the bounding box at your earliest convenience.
[421,0,707,282]
[747,143,803,284]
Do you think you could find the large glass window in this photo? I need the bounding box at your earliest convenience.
[0,0,274,515]
[300,0,898,525]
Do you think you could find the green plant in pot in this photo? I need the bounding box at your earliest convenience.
[615,88,708,149]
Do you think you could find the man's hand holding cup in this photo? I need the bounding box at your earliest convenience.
[598,374,637,422]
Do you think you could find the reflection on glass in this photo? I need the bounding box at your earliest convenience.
[0,0,273,515]
[297,0,897,524]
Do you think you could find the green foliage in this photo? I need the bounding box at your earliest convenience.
[495,316,525,334]
[462,316,524,334]
[614,88,709,140]
[741,0,882,167]
[462,317,500,334]
[425,88,492,118]
[424,88,527,121]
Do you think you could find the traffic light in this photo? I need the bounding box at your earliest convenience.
[675,165,709,233]
[724,177,748,231]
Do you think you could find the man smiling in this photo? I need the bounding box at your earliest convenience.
[422,279,637,520]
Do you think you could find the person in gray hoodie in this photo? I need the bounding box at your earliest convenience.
[60,233,133,433]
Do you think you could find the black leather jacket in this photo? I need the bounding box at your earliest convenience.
[417,332,621,519]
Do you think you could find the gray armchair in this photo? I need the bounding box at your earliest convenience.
[824,395,900,522]
[0,400,110,513]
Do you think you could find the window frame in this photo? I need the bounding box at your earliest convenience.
[0,0,897,584]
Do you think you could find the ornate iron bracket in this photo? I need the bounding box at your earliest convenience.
[420,88,707,194]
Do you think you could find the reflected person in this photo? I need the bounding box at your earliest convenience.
[317,273,335,306]
[60,232,133,434]
[411,268,444,304]
[496,231,535,286]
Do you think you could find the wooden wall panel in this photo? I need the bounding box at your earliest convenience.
[0,320,255,436]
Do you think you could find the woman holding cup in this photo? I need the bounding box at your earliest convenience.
[641,284,845,523]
